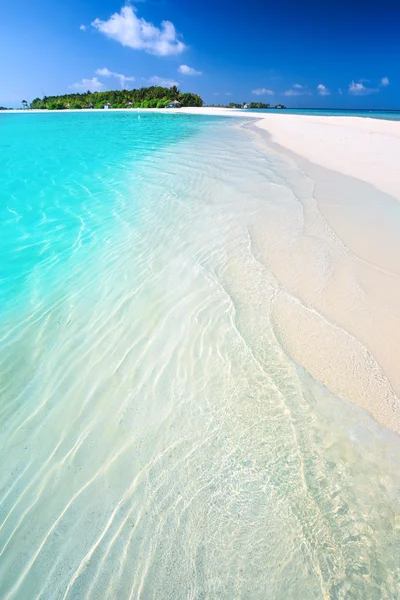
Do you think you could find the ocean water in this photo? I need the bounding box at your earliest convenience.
[0,112,400,599]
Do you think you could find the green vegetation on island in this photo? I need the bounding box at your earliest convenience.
[29,86,203,110]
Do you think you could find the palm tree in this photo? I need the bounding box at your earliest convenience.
[21,100,28,109]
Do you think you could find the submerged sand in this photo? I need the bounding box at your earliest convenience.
[4,106,400,431]
[1,108,400,598]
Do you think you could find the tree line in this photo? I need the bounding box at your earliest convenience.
[29,86,203,110]
[229,102,273,109]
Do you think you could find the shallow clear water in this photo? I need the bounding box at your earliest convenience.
[0,112,400,599]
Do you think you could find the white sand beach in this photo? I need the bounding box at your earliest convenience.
[177,107,400,198]
[253,114,400,432]
[253,113,400,199]
[248,113,400,432]
[180,108,400,432]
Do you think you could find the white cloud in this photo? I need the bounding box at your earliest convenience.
[317,84,330,96]
[148,76,179,88]
[69,77,104,92]
[338,88,343,95]
[96,67,135,88]
[293,83,303,89]
[96,67,114,77]
[348,81,378,95]
[80,24,87,31]
[178,64,202,76]
[348,81,366,94]
[91,5,185,56]
[252,88,274,96]
[381,77,390,86]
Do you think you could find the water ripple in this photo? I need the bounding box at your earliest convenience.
[0,113,399,599]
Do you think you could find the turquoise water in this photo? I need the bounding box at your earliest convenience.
[244,108,400,120]
[1,112,400,599]
[0,112,207,316]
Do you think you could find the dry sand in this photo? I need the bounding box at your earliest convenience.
[253,113,400,199]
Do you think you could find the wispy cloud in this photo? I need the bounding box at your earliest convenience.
[148,76,179,88]
[69,77,105,92]
[284,90,302,96]
[348,81,378,95]
[96,67,135,88]
[317,84,330,96]
[338,88,343,95]
[284,84,312,97]
[178,64,202,76]
[252,88,274,96]
[91,5,186,56]
[380,77,390,87]
[79,24,87,31]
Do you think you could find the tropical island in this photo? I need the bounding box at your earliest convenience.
[29,86,203,110]
[23,90,288,111]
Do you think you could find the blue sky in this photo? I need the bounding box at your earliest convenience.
[0,0,398,108]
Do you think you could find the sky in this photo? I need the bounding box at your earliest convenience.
[0,0,399,108]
